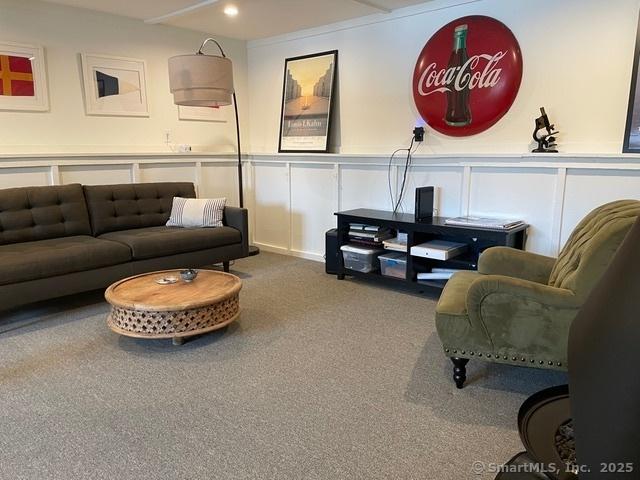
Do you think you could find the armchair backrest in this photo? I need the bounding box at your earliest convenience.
[548,200,640,300]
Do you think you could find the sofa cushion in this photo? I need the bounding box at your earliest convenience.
[99,226,242,260]
[83,183,196,236]
[0,236,131,286]
[0,184,91,245]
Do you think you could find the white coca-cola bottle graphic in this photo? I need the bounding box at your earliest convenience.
[445,24,472,126]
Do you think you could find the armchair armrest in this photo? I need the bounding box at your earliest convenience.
[467,275,580,310]
[223,206,249,257]
[465,275,581,362]
[478,247,556,284]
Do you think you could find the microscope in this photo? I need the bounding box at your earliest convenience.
[532,107,559,153]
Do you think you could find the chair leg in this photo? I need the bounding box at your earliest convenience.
[451,357,469,389]
[223,261,230,272]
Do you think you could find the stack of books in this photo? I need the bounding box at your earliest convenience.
[383,232,408,252]
[348,223,393,248]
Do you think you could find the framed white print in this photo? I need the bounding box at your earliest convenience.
[81,53,148,117]
[178,105,227,122]
[0,41,49,112]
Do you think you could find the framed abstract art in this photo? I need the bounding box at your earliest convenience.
[278,50,338,153]
[0,41,49,112]
[80,53,149,117]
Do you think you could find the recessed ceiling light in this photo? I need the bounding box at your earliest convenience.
[224,5,238,17]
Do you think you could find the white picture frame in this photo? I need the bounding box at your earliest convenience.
[178,105,227,122]
[0,41,49,112]
[80,53,149,117]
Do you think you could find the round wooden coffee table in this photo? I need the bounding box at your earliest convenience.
[105,269,242,345]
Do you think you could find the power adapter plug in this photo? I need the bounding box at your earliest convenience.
[413,126,425,142]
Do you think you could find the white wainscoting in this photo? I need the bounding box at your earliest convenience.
[2,152,640,263]
[0,153,242,208]
[246,154,640,261]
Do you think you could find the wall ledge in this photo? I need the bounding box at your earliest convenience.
[0,152,238,160]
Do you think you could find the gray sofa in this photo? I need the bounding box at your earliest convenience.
[0,182,249,310]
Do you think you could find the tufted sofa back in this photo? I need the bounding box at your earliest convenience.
[83,182,196,236]
[549,199,640,300]
[0,184,91,245]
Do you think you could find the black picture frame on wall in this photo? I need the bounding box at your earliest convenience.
[623,14,640,152]
[278,50,338,154]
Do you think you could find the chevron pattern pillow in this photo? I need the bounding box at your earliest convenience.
[166,197,226,228]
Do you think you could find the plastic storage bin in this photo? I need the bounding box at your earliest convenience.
[379,252,407,279]
[341,245,384,273]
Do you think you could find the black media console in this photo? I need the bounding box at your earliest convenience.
[334,208,528,292]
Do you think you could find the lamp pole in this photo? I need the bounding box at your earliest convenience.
[197,38,244,209]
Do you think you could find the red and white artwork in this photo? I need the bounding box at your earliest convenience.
[412,16,522,137]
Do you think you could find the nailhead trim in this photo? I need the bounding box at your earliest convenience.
[443,348,563,369]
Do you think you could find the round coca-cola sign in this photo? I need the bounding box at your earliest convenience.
[412,15,522,137]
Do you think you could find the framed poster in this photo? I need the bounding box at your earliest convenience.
[178,105,226,122]
[0,41,49,112]
[623,15,640,152]
[81,53,149,117]
[278,50,338,153]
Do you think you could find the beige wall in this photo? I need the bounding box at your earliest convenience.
[0,0,249,154]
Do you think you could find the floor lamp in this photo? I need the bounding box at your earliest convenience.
[168,38,258,256]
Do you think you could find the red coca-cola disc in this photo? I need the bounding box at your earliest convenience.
[412,15,523,137]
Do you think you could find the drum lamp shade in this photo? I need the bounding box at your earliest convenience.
[168,54,234,106]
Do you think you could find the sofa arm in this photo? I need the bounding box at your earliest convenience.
[478,247,556,284]
[223,206,249,257]
[465,275,581,363]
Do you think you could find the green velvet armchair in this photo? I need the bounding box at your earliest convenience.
[435,200,640,388]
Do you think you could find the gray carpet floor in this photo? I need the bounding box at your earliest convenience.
[0,252,566,480]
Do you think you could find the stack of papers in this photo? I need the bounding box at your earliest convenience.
[444,216,524,230]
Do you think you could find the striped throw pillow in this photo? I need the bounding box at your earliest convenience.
[166,197,226,228]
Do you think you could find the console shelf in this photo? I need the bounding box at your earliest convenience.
[334,208,528,293]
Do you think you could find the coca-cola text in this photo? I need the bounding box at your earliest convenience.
[417,51,506,97]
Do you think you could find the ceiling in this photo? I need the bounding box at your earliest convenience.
[42,0,432,40]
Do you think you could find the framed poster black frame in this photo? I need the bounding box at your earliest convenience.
[278,50,338,154]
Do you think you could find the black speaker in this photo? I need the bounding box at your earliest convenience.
[325,229,339,274]
[415,186,434,221]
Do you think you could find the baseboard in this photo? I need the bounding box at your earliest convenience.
[252,242,324,263]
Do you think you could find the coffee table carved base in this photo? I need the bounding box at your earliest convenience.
[105,270,242,345]
[107,296,239,339]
